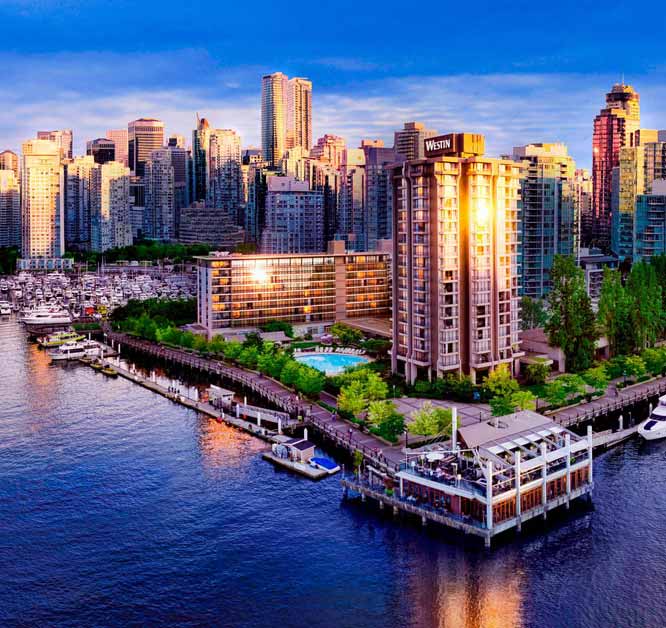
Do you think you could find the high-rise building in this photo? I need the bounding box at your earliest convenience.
[261,72,312,167]
[207,129,242,224]
[37,129,73,159]
[310,134,346,169]
[63,155,97,250]
[86,138,115,165]
[633,180,666,262]
[643,140,666,192]
[167,143,191,235]
[337,148,366,251]
[91,161,132,252]
[168,134,186,149]
[590,83,640,248]
[128,118,165,178]
[574,169,593,250]
[0,169,20,247]
[0,150,19,179]
[20,139,64,259]
[106,129,129,166]
[260,175,324,254]
[192,116,211,203]
[512,143,578,299]
[144,149,174,240]
[393,122,438,161]
[286,77,312,152]
[391,133,523,384]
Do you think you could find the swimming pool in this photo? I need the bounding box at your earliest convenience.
[294,352,370,375]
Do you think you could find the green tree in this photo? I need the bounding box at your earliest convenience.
[626,261,664,351]
[545,374,586,407]
[582,365,610,395]
[294,366,325,397]
[641,348,666,376]
[222,340,243,360]
[363,372,389,402]
[483,364,519,398]
[521,296,548,330]
[237,346,260,369]
[525,360,550,386]
[408,402,453,436]
[338,380,368,416]
[329,322,363,346]
[490,395,517,417]
[623,355,647,380]
[511,390,536,411]
[597,268,633,356]
[545,255,598,372]
[279,360,302,387]
[368,402,405,442]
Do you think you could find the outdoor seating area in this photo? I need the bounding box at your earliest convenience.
[293,346,366,356]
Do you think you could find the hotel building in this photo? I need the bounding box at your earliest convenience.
[37,129,73,159]
[20,138,64,259]
[144,149,174,240]
[128,118,165,178]
[195,240,391,338]
[0,169,20,247]
[391,133,523,384]
[394,122,438,161]
[91,161,132,252]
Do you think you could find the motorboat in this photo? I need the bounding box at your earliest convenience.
[49,340,101,361]
[0,302,11,316]
[23,307,72,325]
[38,331,85,348]
[309,457,341,474]
[638,395,666,441]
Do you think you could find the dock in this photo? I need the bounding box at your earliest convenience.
[262,452,328,480]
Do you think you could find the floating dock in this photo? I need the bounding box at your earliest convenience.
[262,452,328,480]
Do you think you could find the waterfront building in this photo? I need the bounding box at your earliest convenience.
[20,138,64,259]
[310,134,346,169]
[280,146,311,183]
[364,145,403,249]
[143,149,174,240]
[63,155,97,251]
[86,138,115,165]
[391,132,523,384]
[573,168,593,250]
[589,83,640,249]
[128,118,165,178]
[195,240,391,338]
[0,150,20,179]
[207,129,242,225]
[0,169,20,247]
[512,143,578,299]
[394,410,593,547]
[37,129,73,159]
[578,247,619,307]
[106,129,129,166]
[260,176,324,254]
[642,140,666,192]
[91,161,132,252]
[178,202,245,250]
[167,143,191,236]
[393,122,438,161]
[192,116,211,203]
[261,72,312,167]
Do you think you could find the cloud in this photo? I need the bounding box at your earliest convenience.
[2,49,665,170]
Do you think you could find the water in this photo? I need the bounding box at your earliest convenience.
[295,351,370,375]
[1,316,665,628]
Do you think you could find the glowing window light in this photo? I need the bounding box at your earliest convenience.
[251,264,269,283]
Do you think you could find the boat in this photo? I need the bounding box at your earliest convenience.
[49,340,101,361]
[0,302,10,316]
[90,360,103,371]
[23,307,72,325]
[38,330,85,347]
[309,456,341,474]
[101,366,118,377]
[638,395,666,441]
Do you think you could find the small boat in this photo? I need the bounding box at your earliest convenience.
[0,302,10,316]
[638,394,666,441]
[38,331,84,348]
[309,456,341,474]
[49,340,100,361]
[90,360,103,371]
[101,366,118,377]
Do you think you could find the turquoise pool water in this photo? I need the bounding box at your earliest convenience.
[294,352,369,375]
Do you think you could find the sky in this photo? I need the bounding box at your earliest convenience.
[2,0,666,168]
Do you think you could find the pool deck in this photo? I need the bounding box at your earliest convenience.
[294,350,371,375]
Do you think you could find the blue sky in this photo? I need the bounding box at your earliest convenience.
[2,0,666,167]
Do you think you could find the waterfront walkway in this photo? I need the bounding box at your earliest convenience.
[103,329,406,471]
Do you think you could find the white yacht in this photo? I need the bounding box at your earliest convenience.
[638,395,666,441]
[0,302,11,316]
[22,307,72,325]
[49,340,101,361]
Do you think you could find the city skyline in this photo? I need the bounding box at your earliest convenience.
[2,2,666,167]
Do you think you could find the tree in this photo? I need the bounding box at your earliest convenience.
[521,296,548,330]
[222,340,242,360]
[260,319,294,338]
[329,322,363,346]
[368,402,405,443]
[641,348,666,376]
[597,268,633,356]
[545,255,598,372]
[490,395,517,417]
[626,261,664,351]
[279,360,302,387]
[295,366,325,397]
[544,374,586,407]
[363,372,389,402]
[483,364,519,398]
[582,366,610,396]
[511,390,536,411]
[338,381,368,416]
[243,331,264,349]
[237,346,260,369]
[623,355,647,380]
[408,401,453,436]
[525,360,550,386]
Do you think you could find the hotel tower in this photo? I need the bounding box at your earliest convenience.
[391,133,523,384]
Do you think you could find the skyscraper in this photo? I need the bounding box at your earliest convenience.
[91,161,132,251]
[261,72,312,167]
[0,150,19,179]
[128,118,165,177]
[86,138,115,165]
[37,129,73,159]
[106,129,129,166]
[144,149,174,240]
[513,143,578,299]
[207,129,242,224]
[21,139,64,259]
[63,155,97,250]
[0,169,20,247]
[393,122,438,160]
[391,133,522,384]
[192,116,211,203]
[260,176,324,253]
[337,148,366,250]
[590,83,640,248]
[286,77,312,151]
[310,134,346,169]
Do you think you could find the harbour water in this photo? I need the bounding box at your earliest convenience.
[1,316,665,628]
